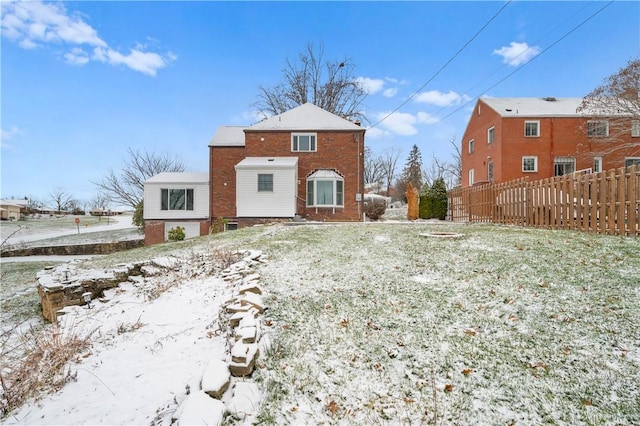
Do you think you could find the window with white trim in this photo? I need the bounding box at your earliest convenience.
[306,170,344,207]
[522,156,538,172]
[487,126,495,144]
[632,120,640,137]
[468,139,474,154]
[292,133,317,152]
[554,157,575,176]
[593,157,602,173]
[487,161,494,182]
[587,121,609,137]
[524,121,540,137]
[257,174,273,192]
[468,169,475,186]
[161,188,194,210]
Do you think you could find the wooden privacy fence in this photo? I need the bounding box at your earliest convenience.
[448,165,640,236]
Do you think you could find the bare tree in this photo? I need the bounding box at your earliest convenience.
[380,148,400,198]
[94,148,185,209]
[577,57,640,140]
[255,43,367,122]
[89,193,110,211]
[48,187,72,214]
[431,137,462,189]
[364,146,385,189]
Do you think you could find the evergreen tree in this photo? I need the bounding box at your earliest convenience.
[397,144,423,202]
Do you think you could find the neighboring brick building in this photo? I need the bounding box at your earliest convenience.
[461,97,640,188]
[210,103,366,227]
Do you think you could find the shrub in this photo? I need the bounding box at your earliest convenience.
[419,178,448,220]
[132,201,144,232]
[431,178,448,220]
[167,226,185,242]
[364,200,387,221]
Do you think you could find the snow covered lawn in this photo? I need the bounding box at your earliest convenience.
[2,222,639,424]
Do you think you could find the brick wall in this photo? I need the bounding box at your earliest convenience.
[462,100,640,188]
[210,129,365,222]
[144,220,165,245]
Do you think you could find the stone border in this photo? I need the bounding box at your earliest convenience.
[173,249,270,425]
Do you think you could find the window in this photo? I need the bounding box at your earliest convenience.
[468,169,475,186]
[306,170,344,207]
[625,158,640,168]
[257,174,273,192]
[554,157,576,176]
[487,161,494,182]
[161,189,194,210]
[632,120,640,137]
[468,139,475,154]
[292,133,317,152]
[587,121,609,137]
[487,126,495,144]
[522,156,538,172]
[593,157,602,173]
[524,121,540,137]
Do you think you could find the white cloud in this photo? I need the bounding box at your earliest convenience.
[373,111,418,136]
[1,126,22,150]
[356,77,385,95]
[417,111,439,125]
[1,0,174,76]
[493,41,541,66]
[383,88,398,98]
[414,90,467,107]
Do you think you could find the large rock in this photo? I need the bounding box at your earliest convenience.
[230,342,259,377]
[200,359,230,399]
[175,391,224,426]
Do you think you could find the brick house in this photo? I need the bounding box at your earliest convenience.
[209,102,366,228]
[461,97,640,188]
[143,103,365,245]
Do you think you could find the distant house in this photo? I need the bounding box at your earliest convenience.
[461,97,640,188]
[143,103,366,245]
[143,172,210,245]
[209,102,366,227]
[0,200,23,220]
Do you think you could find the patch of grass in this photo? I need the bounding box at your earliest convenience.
[253,224,640,424]
[0,262,62,325]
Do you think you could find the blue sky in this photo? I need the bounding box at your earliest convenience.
[1,0,638,207]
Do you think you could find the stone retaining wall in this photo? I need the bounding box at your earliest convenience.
[1,239,143,257]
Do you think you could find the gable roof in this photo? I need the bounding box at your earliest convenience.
[246,103,363,132]
[481,97,585,117]
[209,126,247,147]
[145,172,209,184]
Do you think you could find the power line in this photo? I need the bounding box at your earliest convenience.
[368,0,512,130]
[432,0,615,127]
[426,2,596,121]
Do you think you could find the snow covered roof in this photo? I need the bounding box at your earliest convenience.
[208,126,247,147]
[145,172,209,184]
[481,97,585,117]
[235,157,298,169]
[247,103,363,132]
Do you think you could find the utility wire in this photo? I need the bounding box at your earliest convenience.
[432,0,614,126]
[368,0,512,130]
[427,1,596,121]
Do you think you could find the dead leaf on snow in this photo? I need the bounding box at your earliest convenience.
[462,368,474,376]
[327,400,339,414]
[444,384,453,393]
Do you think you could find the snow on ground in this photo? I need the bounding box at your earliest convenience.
[4,260,233,425]
[2,221,639,425]
[2,215,135,246]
